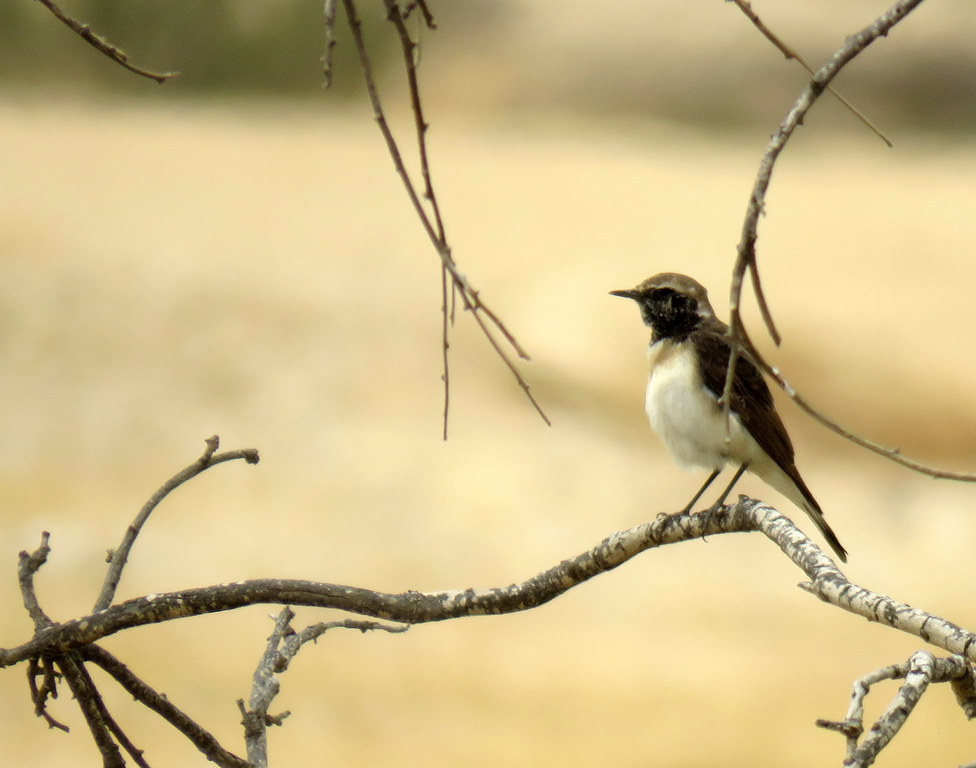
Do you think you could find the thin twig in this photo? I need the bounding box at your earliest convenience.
[731,0,925,338]
[721,0,969,481]
[35,0,178,83]
[440,264,451,439]
[729,0,892,147]
[739,326,976,481]
[27,656,70,732]
[322,0,339,89]
[242,608,408,767]
[81,645,250,768]
[93,436,260,612]
[58,654,126,768]
[340,0,549,432]
[18,532,54,629]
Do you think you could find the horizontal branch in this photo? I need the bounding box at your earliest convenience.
[2,503,754,666]
[5,498,975,670]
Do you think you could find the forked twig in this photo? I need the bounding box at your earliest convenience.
[57,654,127,768]
[731,0,925,339]
[719,0,975,481]
[81,645,250,768]
[35,0,178,83]
[242,607,407,767]
[816,652,975,766]
[729,0,892,147]
[340,0,550,435]
[27,656,70,732]
[93,436,260,612]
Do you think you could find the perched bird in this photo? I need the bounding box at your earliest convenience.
[610,272,848,562]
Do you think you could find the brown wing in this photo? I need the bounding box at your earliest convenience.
[693,327,797,476]
[692,326,848,562]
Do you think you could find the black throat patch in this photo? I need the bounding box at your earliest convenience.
[640,288,701,340]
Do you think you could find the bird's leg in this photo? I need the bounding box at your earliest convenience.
[700,463,749,541]
[680,469,721,515]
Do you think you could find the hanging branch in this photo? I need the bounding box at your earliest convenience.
[34,0,178,83]
[721,0,976,481]
[322,0,339,88]
[728,0,892,147]
[339,0,550,436]
[731,0,926,345]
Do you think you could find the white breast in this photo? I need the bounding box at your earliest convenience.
[644,340,759,472]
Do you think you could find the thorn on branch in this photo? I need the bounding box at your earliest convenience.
[815,718,862,739]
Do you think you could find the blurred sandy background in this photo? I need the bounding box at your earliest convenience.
[1,1,975,766]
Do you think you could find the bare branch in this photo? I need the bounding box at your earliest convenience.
[7,498,976,669]
[731,0,925,340]
[739,326,976,481]
[79,645,250,768]
[242,607,408,767]
[34,0,178,83]
[57,654,126,768]
[27,656,70,732]
[339,0,550,432]
[720,0,976,481]
[816,652,975,766]
[19,531,54,629]
[94,436,260,612]
[241,608,293,768]
[728,0,892,146]
[322,0,339,88]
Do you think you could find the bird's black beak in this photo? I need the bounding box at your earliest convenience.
[609,289,639,301]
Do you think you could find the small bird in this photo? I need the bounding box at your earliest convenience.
[611,272,847,562]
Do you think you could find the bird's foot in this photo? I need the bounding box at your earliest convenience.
[698,501,725,543]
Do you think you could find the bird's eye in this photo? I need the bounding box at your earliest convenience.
[651,288,676,299]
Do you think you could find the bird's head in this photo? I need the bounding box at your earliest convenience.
[610,272,717,338]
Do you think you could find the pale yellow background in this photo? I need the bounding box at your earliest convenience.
[1,2,975,766]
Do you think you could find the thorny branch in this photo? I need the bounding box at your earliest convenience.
[35,0,178,83]
[337,0,550,437]
[723,0,976,482]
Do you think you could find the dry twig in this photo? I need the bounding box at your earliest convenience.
[728,0,892,146]
[35,0,178,83]
[12,438,258,767]
[241,608,408,767]
[339,0,550,436]
[816,652,975,766]
[94,436,260,612]
[722,0,976,482]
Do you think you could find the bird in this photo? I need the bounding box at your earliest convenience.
[610,272,848,562]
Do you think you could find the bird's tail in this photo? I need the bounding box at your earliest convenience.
[798,499,848,563]
[758,462,849,563]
